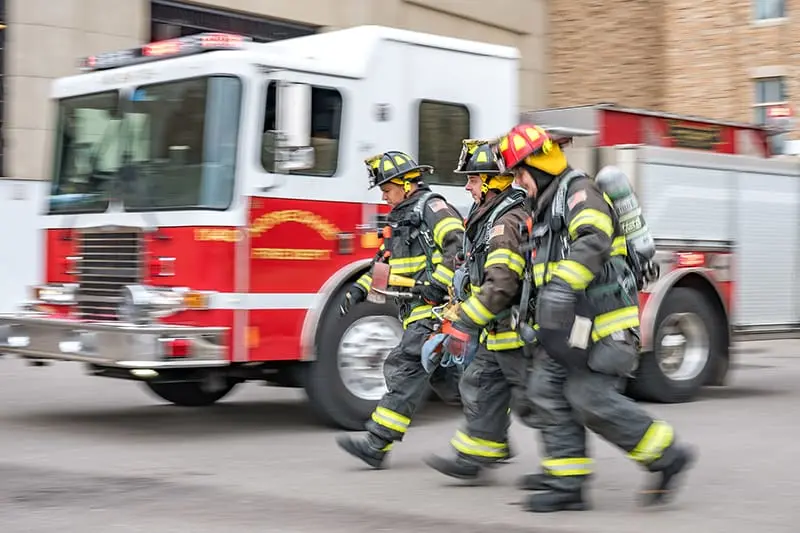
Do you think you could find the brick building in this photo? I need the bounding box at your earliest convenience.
[548,0,795,150]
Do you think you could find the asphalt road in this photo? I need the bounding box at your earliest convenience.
[1,340,798,533]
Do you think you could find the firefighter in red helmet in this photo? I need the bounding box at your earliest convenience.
[424,139,538,480]
[496,124,696,512]
[336,150,465,469]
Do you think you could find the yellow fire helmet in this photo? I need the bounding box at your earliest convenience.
[453,139,513,194]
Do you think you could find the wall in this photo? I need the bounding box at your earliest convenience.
[547,0,665,109]
[2,0,547,182]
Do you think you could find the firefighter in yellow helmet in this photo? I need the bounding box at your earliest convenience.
[424,140,538,480]
[497,124,696,512]
[336,150,465,468]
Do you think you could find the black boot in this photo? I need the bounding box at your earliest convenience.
[424,453,483,480]
[336,434,391,469]
[517,472,552,491]
[640,445,696,506]
[524,488,589,512]
[519,471,593,490]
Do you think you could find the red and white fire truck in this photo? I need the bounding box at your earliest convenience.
[0,26,792,430]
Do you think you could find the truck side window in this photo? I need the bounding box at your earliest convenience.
[261,82,343,177]
[417,100,470,186]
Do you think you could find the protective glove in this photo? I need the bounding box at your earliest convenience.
[411,281,448,305]
[421,333,448,373]
[535,279,577,331]
[339,283,367,316]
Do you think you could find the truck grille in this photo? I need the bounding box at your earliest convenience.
[77,228,144,321]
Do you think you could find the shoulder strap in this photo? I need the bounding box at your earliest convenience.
[412,191,445,228]
[551,169,588,230]
[481,189,526,247]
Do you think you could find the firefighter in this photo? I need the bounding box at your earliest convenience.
[497,124,696,512]
[424,140,537,480]
[336,150,465,468]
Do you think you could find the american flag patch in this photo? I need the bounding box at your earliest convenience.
[567,190,587,210]
[489,224,505,239]
[429,199,447,213]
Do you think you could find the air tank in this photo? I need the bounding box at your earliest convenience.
[594,165,656,261]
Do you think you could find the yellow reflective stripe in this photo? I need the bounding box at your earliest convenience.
[403,304,433,329]
[551,259,595,290]
[533,261,558,286]
[389,255,427,275]
[611,235,627,256]
[542,457,594,476]
[568,208,614,239]
[485,248,525,278]
[450,430,508,459]
[356,274,372,292]
[592,306,640,341]
[432,216,463,247]
[627,420,674,464]
[371,406,411,434]
[380,442,394,452]
[461,295,495,326]
[470,284,481,294]
[485,330,525,351]
[431,264,454,286]
[432,251,443,264]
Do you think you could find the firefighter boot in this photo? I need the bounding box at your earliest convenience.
[336,433,392,469]
[523,488,590,513]
[424,453,483,481]
[500,439,517,463]
[640,445,696,506]
[518,471,592,490]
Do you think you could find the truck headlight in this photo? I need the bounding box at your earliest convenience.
[119,285,213,324]
[32,283,78,305]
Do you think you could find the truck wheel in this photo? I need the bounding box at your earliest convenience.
[628,287,722,403]
[144,378,238,407]
[306,298,404,430]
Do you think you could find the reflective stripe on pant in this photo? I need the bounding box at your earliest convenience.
[542,457,594,477]
[529,350,678,489]
[365,319,435,442]
[455,344,537,462]
[450,430,509,460]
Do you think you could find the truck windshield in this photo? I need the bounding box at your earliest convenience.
[48,75,242,214]
[49,91,121,214]
[122,75,242,211]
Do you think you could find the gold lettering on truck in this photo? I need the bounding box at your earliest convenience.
[194,228,243,242]
[251,248,331,260]
[250,210,341,240]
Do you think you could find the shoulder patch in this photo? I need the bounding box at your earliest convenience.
[489,224,505,239]
[567,190,587,210]
[428,199,447,213]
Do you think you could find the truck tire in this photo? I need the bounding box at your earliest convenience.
[628,287,722,403]
[305,297,405,430]
[144,379,238,407]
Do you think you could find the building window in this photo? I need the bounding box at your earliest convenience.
[261,82,343,177]
[417,101,470,186]
[753,76,788,124]
[753,0,785,20]
[150,0,319,43]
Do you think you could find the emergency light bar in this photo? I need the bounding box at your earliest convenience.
[79,32,251,72]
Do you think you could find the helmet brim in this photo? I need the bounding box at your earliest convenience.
[368,164,434,189]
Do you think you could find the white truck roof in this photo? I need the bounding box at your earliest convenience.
[257,25,520,79]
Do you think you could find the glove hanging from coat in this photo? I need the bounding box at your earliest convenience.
[411,280,448,305]
[339,284,367,316]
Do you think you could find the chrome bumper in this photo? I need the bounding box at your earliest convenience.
[0,312,229,369]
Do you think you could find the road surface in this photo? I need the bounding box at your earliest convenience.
[1,340,798,532]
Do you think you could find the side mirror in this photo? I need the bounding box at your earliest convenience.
[275,81,315,172]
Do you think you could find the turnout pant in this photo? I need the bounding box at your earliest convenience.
[449,344,538,462]
[365,318,439,442]
[528,350,682,491]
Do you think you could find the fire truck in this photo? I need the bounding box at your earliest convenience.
[0,26,793,430]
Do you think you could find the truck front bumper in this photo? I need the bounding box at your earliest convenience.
[0,312,229,370]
